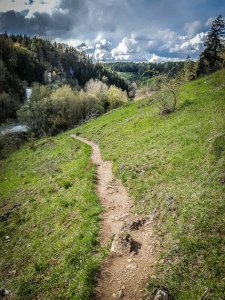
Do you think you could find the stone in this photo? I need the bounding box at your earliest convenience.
[151,208,159,220]
[155,290,169,300]
[118,289,124,298]
[167,196,176,210]
[145,286,173,300]
[0,212,12,222]
[111,234,132,255]
[0,288,10,297]
[122,218,146,231]
[126,263,137,270]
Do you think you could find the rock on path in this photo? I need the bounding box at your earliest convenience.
[70,134,159,300]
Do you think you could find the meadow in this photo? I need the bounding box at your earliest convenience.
[74,69,225,299]
[1,69,225,299]
[0,135,104,299]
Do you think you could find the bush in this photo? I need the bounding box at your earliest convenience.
[153,89,177,115]
[107,85,128,110]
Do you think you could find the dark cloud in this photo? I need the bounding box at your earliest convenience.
[96,39,111,51]
[0,10,28,34]
[77,42,87,49]
[77,42,94,51]
[0,8,71,37]
[0,0,224,61]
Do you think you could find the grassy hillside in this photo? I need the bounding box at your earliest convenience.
[73,69,225,299]
[117,71,138,81]
[1,69,225,299]
[0,135,103,299]
[117,71,153,88]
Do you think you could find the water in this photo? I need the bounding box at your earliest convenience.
[0,123,28,135]
[26,88,32,100]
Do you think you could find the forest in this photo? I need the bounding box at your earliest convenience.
[0,32,186,125]
[103,60,184,78]
[0,14,224,136]
[0,33,129,123]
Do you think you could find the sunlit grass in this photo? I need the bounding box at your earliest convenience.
[73,69,225,299]
[1,69,225,299]
[0,134,103,299]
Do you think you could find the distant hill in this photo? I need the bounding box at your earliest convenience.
[103,61,185,86]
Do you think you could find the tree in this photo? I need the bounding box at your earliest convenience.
[198,15,225,75]
[184,55,197,81]
[17,83,51,135]
[84,78,108,110]
[127,81,137,100]
[107,85,127,110]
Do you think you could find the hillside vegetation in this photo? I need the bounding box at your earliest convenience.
[0,135,104,299]
[0,69,225,299]
[74,69,225,299]
[0,33,129,123]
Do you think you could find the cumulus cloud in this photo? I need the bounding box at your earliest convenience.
[94,39,113,61]
[0,0,223,62]
[147,53,183,63]
[93,27,207,62]
[111,38,139,58]
[170,32,206,59]
[96,39,112,51]
[108,29,182,62]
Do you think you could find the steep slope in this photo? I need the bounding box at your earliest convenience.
[1,69,225,299]
[73,69,225,299]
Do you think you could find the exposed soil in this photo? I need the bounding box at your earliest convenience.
[71,134,159,300]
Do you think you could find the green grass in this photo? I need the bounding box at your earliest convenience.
[117,71,138,82]
[117,71,154,88]
[1,69,225,299]
[0,134,103,299]
[73,69,225,299]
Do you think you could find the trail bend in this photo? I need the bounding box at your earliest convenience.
[70,134,158,300]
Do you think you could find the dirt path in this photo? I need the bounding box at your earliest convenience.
[70,134,159,300]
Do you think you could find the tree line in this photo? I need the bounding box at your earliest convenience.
[0,33,129,122]
[17,80,127,137]
[184,15,225,80]
[0,14,224,134]
[103,61,185,79]
[104,15,225,85]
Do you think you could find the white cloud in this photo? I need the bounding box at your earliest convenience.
[96,39,112,51]
[184,20,202,38]
[94,39,113,61]
[93,27,206,62]
[112,37,138,55]
[53,37,94,51]
[147,53,183,63]
[205,16,215,28]
[170,32,206,58]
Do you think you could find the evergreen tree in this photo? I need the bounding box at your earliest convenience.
[198,15,225,75]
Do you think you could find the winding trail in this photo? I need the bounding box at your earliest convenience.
[70,134,159,300]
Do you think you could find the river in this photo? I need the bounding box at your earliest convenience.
[0,123,28,135]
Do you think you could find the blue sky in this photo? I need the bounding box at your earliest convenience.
[0,0,224,62]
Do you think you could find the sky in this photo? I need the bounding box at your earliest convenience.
[0,0,224,63]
